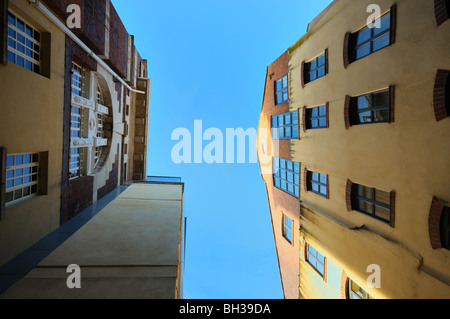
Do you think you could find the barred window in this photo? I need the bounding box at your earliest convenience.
[5,153,39,205]
[7,12,41,74]
[72,62,88,97]
[69,148,83,179]
[273,157,300,198]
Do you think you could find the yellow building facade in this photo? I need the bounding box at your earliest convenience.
[258,0,450,299]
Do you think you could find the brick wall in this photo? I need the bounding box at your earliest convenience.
[97,145,120,200]
[107,3,128,78]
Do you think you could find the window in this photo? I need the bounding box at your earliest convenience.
[273,158,300,198]
[441,206,450,250]
[435,0,450,26]
[429,198,450,250]
[7,12,41,74]
[353,184,392,225]
[271,111,298,139]
[305,105,328,130]
[72,62,88,98]
[275,75,288,105]
[306,244,326,278]
[282,215,293,244]
[348,279,373,299]
[433,70,450,122]
[69,147,84,179]
[306,170,328,198]
[349,89,391,125]
[5,153,39,205]
[304,52,326,84]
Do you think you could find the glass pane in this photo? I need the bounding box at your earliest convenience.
[373,108,389,122]
[375,205,391,222]
[319,105,327,116]
[282,76,288,89]
[320,185,327,196]
[17,19,25,32]
[312,183,319,193]
[359,200,373,214]
[276,79,282,92]
[274,178,281,188]
[373,12,390,36]
[17,55,24,67]
[372,33,390,52]
[318,54,325,66]
[292,125,299,138]
[285,114,291,125]
[375,189,390,205]
[309,71,317,81]
[272,116,278,128]
[357,27,371,45]
[287,161,293,171]
[356,43,371,59]
[317,263,324,275]
[280,160,286,169]
[292,111,298,124]
[317,66,325,78]
[287,172,294,183]
[294,162,300,174]
[7,156,14,166]
[8,13,15,26]
[7,170,14,179]
[26,25,33,37]
[357,95,371,109]
[285,127,291,138]
[15,155,23,165]
[373,90,389,107]
[6,180,13,189]
[8,28,15,38]
[310,59,317,70]
[281,181,287,191]
[5,192,13,203]
[7,51,15,63]
[320,174,327,184]
[15,169,23,177]
[359,111,372,123]
[288,183,294,194]
[358,185,373,199]
[8,38,15,49]
[319,118,327,127]
[312,172,319,182]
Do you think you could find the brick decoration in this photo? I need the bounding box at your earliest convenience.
[434,69,449,122]
[302,107,307,133]
[301,238,307,260]
[389,5,397,45]
[389,85,396,123]
[429,198,445,249]
[301,61,305,88]
[326,102,330,128]
[303,168,309,192]
[324,48,329,75]
[97,144,120,201]
[64,176,94,222]
[343,32,351,69]
[72,40,97,71]
[435,0,450,26]
[107,4,128,78]
[345,179,354,212]
[344,95,351,129]
[390,191,396,228]
[326,175,330,200]
[341,271,349,299]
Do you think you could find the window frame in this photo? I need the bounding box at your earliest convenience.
[271,111,299,140]
[275,74,289,105]
[304,52,327,84]
[353,184,392,225]
[305,243,326,279]
[282,214,293,244]
[272,157,300,198]
[305,104,328,130]
[306,170,328,198]
[6,11,41,74]
[5,153,39,206]
[440,206,450,250]
[349,88,391,125]
[348,279,372,299]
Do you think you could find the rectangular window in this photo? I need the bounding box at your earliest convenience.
[306,105,328,129]
[352,11,391,61]
[5,153,39,205]
[354,184,391,224]
[282,215,293,244]
[305,52,326,84]
[271,111,298,139]
[349,279,373,299]
[306,244,325,277]
[273,158,300,198]
[69,148,83,179]
[307,170,328,198]
[7,11,41,74]
[275,75,288,105]
[350,89,390,125]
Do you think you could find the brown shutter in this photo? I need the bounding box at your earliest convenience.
[344,95,352,129]
[345,179,354,212]
[429,198,445,249]
[324,48,329,75]
[389,85,395,123]
[434,69,449,122]
[301,61,306,88]
[389,4,397,45]
[0,0,8,65]
[343,32,351,69]
[435,0,450,26]
[341,271,349,299]
[304,168,309,192]
[0,146,6,220]
[326,102,330,128]
[302,107,308,133]
[390,191,396,228]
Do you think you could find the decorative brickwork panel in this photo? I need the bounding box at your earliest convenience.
[108,4,128,78]
[341,271,349,299]
[434,69,449,122]
[343,32,351,69]
[390,191,396,228]
[97,145,120,201]
[345,179,353,212]
[389,5,397,45]
[344,95,351,129]
[64,176,94,222]
[435,0,450,26]
[429,198,445,249]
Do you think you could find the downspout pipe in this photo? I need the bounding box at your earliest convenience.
[31,0,146,95]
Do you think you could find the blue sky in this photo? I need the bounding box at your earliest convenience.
[112,0,332,299]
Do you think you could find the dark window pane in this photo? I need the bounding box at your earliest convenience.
[17,19,25,32]
[372,33,390,52]
[7,51,15,63]
[8,13,15,26]
[373,13,390,36]
[359,200,373,214]
[356,43,371,59]
[5,192,13,203]
[359,111,372,123]
[375,205,390,221]
[319,118,327,127]
[318,54,325,66]
[357,27,371,45]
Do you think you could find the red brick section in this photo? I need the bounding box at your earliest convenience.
[326,102,330,128]
[429,198,445,249]
[344,95,351,129]
[302,107,307,133]
[301,61,305,88]
[97,144,120,201]
[345,179,353,212]
[389,85,396,123]
[389,5,397,45]
[107,4,128,78]
[390,191,396,228]
[343,32,351,69]
[64,176,94,223]
[1,0,8,65]
[262,51,291,160]
[341,271,349,299]
[434,69,449,122]
[435,0,450,26]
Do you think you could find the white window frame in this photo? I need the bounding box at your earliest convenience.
[5,153,39,206]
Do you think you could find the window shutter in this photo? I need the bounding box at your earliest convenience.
[326,102,330,128]
[302,107,307,133]
[0,0,8,65]
[341,271,349,299]
[304,168,309,192]
[343,32,351,69]
[301,61,306,88]
[326,174,330,200]
[344,95,351,129]
[390,191,396,228]
[345,179,353,212]
[434,69,449,122]
[435,0,450,26]
[0,146,6,220]
[324,48,329,75]
[429,198,445,249]
[389,85,396,123]
[389,4,397,45]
